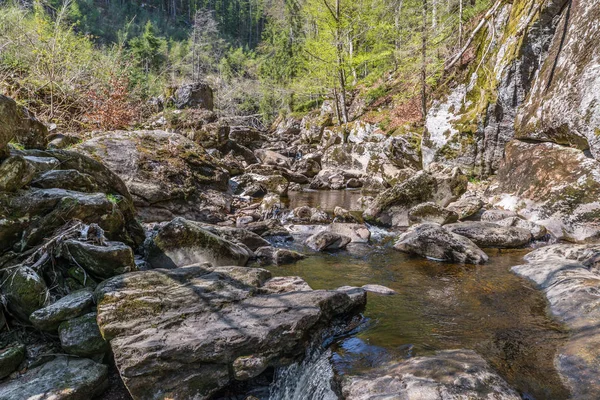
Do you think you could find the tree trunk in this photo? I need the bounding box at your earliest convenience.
[421,0,428,120]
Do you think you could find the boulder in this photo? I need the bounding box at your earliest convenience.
[95,265,365,400]
[0,344,25,379]
[292,158,321,178]
[22,155,60,173]
[363,169,467,227]
[445,221,532,248]
[446,196,485,220]
[408,202,459,225]
[481,209,518,222]
[496,217,548,240]
[333,206,358,223]
[361,284,396,295]
[524,244,600,269]
[29,289,94,331]
[0,95,48,158]
[394,223,488,264]
[255,246,306,266]
[0,156,36,192]
[1,266,48,322]
[63,240,135,279]
[291,206,331,224]
[31,169,98,192]
[74,130,230,223]
[341,349,520,400]
[58,312,109,358]
[146,217,250,268]
[254,149,291,168]
[197,225,271,251]
[174,82,214,110]
[0,356,108,400]
[228,126,264,149]
[232,173,289,197]
[246,164,309,184]
[329,223,370,243]
[305,231,351,251]
[260,276,312,293]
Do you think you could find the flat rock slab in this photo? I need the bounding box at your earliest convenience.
[514,247,600,399]
[341,349,520,400]
[0,356,108,400]
[95,265,365,400]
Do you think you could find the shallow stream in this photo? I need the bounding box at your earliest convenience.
[267,190,571,400]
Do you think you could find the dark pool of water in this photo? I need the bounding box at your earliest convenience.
[267,188,570,400]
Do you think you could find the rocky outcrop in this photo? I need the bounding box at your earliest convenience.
[145,217,251,268]
[363,168,467,227]
[95,265,365,400]
[305,231,351,251]
[394,223,488,264]
[491,140,600,241]
[513,245,600,398]
[75,130,230,223]
[341,349,520,400]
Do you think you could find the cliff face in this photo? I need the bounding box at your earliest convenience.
[423,0,600,241]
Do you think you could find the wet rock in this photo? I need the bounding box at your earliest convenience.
[481,209,518,222]
[446,196,485,220]
[63,240,135,279]
[361,284,396,295]
[174,82,214,110]
[75,130,230,223]
[445,221,532,248]
[336,286,368,306]
[305,231,351,251]
[363,169,467,227]
[0,343,25,379]
[292,206,331,224]
[146,217,250,268]
[394,223,488,264]
[0,95,47,157]
[0,155,36,192]
[22,155,60,173]
[408,202,459,225]
[29,289,94,331]
[32,169,98,192]
[513,255,600,399]
[333,206,358,223]
[95,265,364,400]
[0,356,108,399]
[341,349,520,400]
[254,149,291,168]
[58,312,108,358]
[244,219,291,238]
[255,246,306,266]
[1,266,48,322]
[329,223,370,243]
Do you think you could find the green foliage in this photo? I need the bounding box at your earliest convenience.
[129,21,167,74]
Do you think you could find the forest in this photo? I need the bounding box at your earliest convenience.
[0,0,491,130]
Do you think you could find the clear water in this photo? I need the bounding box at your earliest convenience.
[267,191,571,400]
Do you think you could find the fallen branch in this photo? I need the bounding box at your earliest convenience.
[445,0,506,71]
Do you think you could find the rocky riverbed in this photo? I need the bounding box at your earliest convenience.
[3,2,600,393]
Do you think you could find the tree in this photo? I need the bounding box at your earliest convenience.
[130,21,167,74]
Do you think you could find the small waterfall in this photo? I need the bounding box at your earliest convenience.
[268,347,339,400]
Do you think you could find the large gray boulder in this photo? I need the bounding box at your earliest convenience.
[145,217,251,268]
[95,265,365,400]
[394,223,488,264]
[74,130,230,223]
[445,221,532,248]
[0,356,108,400]
[305,231,351,251]
[363,168,467,227]
[63,240,135,279]
[341,349,520,400]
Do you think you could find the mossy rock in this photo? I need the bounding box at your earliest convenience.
[58,312,108,358]
[1,266,48,322]
[29,289,94,332]
[0,343,25,379]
